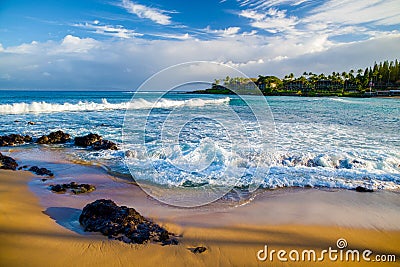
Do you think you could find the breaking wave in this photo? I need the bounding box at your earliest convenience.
[0,97,230,114]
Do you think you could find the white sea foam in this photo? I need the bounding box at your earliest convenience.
[119,141,400,190]
[329,98,360,104]
[0,97,230,114]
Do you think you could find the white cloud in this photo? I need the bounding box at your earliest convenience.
[149,32,191,40]
[205,26,241,37]
[2,35,100,55]
[74,22,143,39]
[57,35,99,53]
[240,8,298,33]
[242,30,258,36]
[224,58,264,68]
[306,0,400,26]
[238,0,310,9]
[4,41,40,54]
[238,0,399,45]
[121,0,172,25]
[240,9,265,20]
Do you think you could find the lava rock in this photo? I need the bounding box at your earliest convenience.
[36,131,71,144]
[0,134,32,146]
[0,152,18,170]
[92,140,118,150]
[75,133,118,150]
[192,246,207,254]
[29,166,54,177]
[50,184,67,193]
[355,186,374,193]
[79,199,178,245]
[74,133,102,147]
[49,182,96,194]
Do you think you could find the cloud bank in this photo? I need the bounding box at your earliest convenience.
[1,32,399,90]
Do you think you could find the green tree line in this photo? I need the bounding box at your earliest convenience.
[208,59,400,96]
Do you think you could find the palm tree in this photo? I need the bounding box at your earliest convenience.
[341,71,348,81]
[349,69,355,81]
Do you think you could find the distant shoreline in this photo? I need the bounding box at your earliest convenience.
[186,90,400,98]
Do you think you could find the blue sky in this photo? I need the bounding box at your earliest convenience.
[0,0,399,90]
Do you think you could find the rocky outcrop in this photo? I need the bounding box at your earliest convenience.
[92,139,118,150]
[79,199,178,245]
[36,130,71,144]
[0,152,18,170]
[74,133,102,147]
[75,134,118,150]
[28,166,54,177]
[49,182,96,194]
[0,134,32,146]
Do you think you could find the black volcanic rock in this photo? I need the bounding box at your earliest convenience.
[36,131,71,144]
[0,152,18,170]
[79,199,178,245]
[92,140,118,150]
[75,133,118,150]
[74,133,102,147]
[49,182,96,194]
[28,166,54,177]
[0,134,32,146]
[355,186,374,192]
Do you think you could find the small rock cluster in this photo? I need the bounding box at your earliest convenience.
[75,133,118,150]
[49,182,96,194]
[0,134,32,146]
[36,130,71,144]
[79,199,178,245]
[0,152,18,170]
[0,131,118,151]
[28,166,54,177]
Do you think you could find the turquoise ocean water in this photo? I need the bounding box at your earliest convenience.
[0,90,399,191]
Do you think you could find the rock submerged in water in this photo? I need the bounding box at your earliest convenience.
[37,130,71,144]
[79,199,178,245]
[0,152,18,170]
[28,166,54,177]
[0,134,32,147]
[50,182,96,194]
[75,133,118,150]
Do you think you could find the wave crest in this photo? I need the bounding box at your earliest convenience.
[0,97,230,114]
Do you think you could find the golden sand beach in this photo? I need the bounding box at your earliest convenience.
[1,169,399,267]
